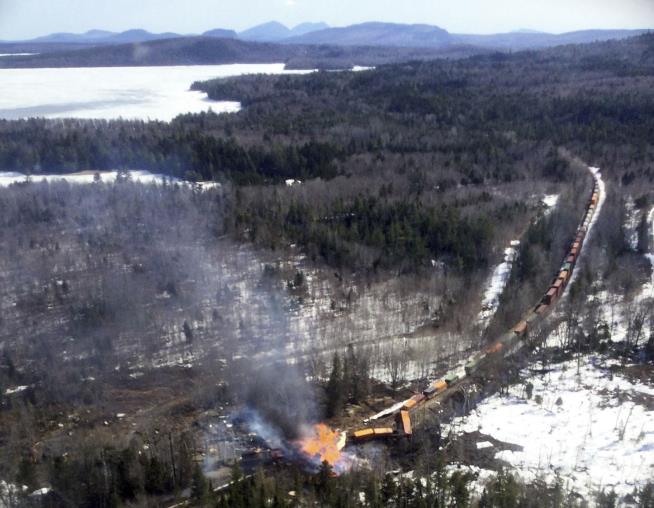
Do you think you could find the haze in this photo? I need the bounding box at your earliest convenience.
[1,0,652,40]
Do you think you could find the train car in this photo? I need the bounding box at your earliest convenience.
[552,278,564,296]
[396,410,412,436]
[534,303,548,315]
[444,372,460,385]
[566,254,576,265]
[558,270,569,283]
[402,393,426,411]
[526,310,541,324]
[373,428,395,437]
[542,287,558,305]
[423,379,447,399]
[402,399,417,410]
[352,428,375,441]
[512,321,528,336]
[485,341,504,355]
[465,354,484,375]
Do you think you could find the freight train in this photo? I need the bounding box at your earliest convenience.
[351,178,601,444]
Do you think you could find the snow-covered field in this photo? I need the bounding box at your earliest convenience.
[0,64,311,121]
[450,355,654,501]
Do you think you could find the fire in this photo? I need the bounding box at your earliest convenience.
[298,424,347,467]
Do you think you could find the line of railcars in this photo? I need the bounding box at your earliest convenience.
[350,181,600,442]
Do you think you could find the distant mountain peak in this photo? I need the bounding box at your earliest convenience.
[284,21,451,48]
[239,21,291,42]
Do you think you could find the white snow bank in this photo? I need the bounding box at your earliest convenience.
[542,194,559,210]
[4,385,28,395]
[624,196,641,252]
[0,64,312,122]
[478,240,520,326]
[450,354,654,500]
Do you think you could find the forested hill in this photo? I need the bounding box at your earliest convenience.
[0,36,485,70]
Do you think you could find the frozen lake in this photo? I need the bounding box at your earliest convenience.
[0,64,311,122]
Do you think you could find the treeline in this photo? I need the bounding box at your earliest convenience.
[6,431,202,508]
[238,193,494,271]
[0,119,341,185]
[213,461,654,508]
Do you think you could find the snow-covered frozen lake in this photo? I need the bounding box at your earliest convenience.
[0,64,311,121]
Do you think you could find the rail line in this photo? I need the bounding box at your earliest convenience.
[349,165,605,443]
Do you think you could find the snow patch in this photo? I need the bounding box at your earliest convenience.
[4,385,28,395]
[450,354,654,501]
[624,196,641,251]
[478,240,520,326]
[542,194,559,211]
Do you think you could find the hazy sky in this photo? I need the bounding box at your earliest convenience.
[1,0,652,40]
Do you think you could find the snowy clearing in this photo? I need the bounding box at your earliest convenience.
[624,196,641,251]
[449,355,654,501]
[0,170,221,188]
[0,64,312,121]
[478,240,520,327]
[3,385,28,395]
[542,194,559,210]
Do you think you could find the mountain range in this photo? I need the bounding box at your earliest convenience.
[3,21,650,51]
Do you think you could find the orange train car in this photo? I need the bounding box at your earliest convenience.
[352,427,396,442]
[352,428,375,440]
[402,393,425,411]
[512,321,528,336]
[397,410,412,436]
[402,398,417,410]
[485,341,504,354]
[423,379,447,399]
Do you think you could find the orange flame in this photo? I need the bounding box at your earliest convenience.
[298,424,346,467]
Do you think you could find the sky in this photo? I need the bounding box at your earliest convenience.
[0,0,652,40]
